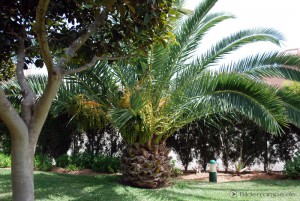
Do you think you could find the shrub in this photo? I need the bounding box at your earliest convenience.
[284,153,300,178]
[66,164,80,171]
[0,153,11,168]
[54,152,120,173]
[91,155,120,173]
[34,154,53,171]
[170,160,183,177]
[70,152,94,169]
[55,154,70,168]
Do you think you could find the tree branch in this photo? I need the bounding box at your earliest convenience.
[16,38,36,126]
[63,55,134,75]
[57,8,107,69]
[35,0,55,72]
[0,87,27,138]
[28,74,62,154]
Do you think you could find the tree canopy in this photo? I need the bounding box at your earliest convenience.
[0,0,175,68]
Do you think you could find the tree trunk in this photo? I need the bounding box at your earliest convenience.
[202,162,207,172]
[263,140,269,172]
[11,132,34,201]
[0,73,62,200]
[184,164,188,171]
[121,142,171,189]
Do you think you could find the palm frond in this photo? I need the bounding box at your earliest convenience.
[276,89,300,127]
[152,0,219,80]
[200,28,284,67]
[180,73,287,134]
[1,75,48,109]
[110,92,147,144]
[166,1,228,75]
[173,12,235,65]
[1,78,22,109]
[25,75,47,94]
[175,0,218,45]
[219,51,300,81]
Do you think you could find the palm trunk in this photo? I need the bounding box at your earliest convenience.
[121,142,171,189]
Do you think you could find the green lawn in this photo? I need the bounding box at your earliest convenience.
[0,169,299,201]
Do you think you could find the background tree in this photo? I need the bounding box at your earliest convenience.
[167,124,198,171]
[167,120,221,171]
[0,0,174,200]
[217,118,269,172]
[36,113,76,158]
[267,124,300,170]
[168,117,300,172]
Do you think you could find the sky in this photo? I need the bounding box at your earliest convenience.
[184,0,300,59]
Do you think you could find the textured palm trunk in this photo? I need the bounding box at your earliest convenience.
[121,142,171,189]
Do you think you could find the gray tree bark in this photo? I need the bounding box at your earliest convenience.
[1,74,62,200]
[11,132,34,201]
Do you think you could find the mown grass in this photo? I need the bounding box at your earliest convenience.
[0,169,299,201]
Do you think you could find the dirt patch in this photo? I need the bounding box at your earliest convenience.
[51,167,101,176]
[178,172,286,182]
[50,167,286,182]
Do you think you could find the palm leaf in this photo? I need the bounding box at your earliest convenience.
[200,28,284,67]
[276,89,300,127]
[219,51,300,81]
[178,73,287,134]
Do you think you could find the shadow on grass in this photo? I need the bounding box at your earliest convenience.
[0,171,12,201]
[68,178,224,201]
[250,179,300,187]
[34,172,120,200]
[1,169,300,201]
[34,172,217,201]
[184,179,300,191]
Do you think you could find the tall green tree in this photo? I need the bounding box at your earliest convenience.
[0,0,174,200]
[106,0,300,188]
[167,119,221,171]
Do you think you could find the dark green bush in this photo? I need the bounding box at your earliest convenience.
[70,152,94,169]
[55,154,70,168]
[54,152,120,173]
[34,154,53,171]
[91,155,120,173]
[0,153,11,168]
[284,153,300,178]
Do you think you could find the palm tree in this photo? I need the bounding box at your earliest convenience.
[106,0,300,188]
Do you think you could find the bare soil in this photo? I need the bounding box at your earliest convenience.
[50,167,287,182]
[51,167,101,176]
[178,172,286,182]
